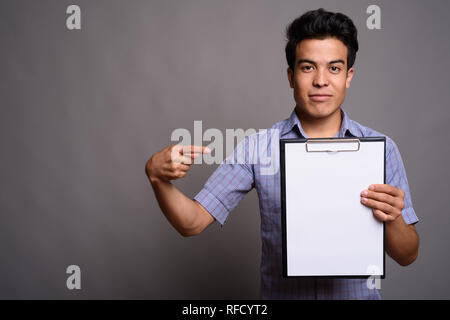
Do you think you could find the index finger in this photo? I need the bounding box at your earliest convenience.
[181,145,211,155]
[368,184,404,198]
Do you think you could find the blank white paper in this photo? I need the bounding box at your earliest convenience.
[284,140,384,277]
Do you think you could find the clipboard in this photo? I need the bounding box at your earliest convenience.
[280,137,386,278]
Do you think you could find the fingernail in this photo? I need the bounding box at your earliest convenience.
[369,185,375,191]
[361,197,367,203]
[361,190,368,196]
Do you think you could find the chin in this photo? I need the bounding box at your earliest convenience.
[303,103,339,119]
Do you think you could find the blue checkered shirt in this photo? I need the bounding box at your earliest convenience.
[194,108,419,299]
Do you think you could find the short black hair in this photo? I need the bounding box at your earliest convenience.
[285,8,359,71]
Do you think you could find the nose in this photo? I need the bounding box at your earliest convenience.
[313,69,329,87]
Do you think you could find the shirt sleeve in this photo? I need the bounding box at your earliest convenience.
[193,137,255,225]
[385,138,419,225]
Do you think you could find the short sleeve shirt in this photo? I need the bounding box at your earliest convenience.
[194,108,419,299]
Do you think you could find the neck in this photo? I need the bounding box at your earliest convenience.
[296,107,342,138]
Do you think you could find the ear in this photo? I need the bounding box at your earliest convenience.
[287,67,294,88]
[345,67,355,89]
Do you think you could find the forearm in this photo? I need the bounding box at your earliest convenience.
[150,177,203,236]
[385,215,419,266]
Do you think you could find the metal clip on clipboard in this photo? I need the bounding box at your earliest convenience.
[305,138,360,153]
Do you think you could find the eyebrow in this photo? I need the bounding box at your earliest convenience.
[297,59,346,66]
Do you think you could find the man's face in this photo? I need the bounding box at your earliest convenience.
[287,37,354,119]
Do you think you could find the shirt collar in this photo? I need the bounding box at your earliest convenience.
[281,107,358,138]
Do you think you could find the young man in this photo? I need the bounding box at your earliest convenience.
[145,8,419,299]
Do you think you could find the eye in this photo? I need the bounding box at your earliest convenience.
[329,66,341,73]
[301,65,314,72]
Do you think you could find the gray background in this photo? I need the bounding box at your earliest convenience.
[0,0,449,299]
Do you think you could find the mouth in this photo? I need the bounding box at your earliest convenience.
[309,94,332,102]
